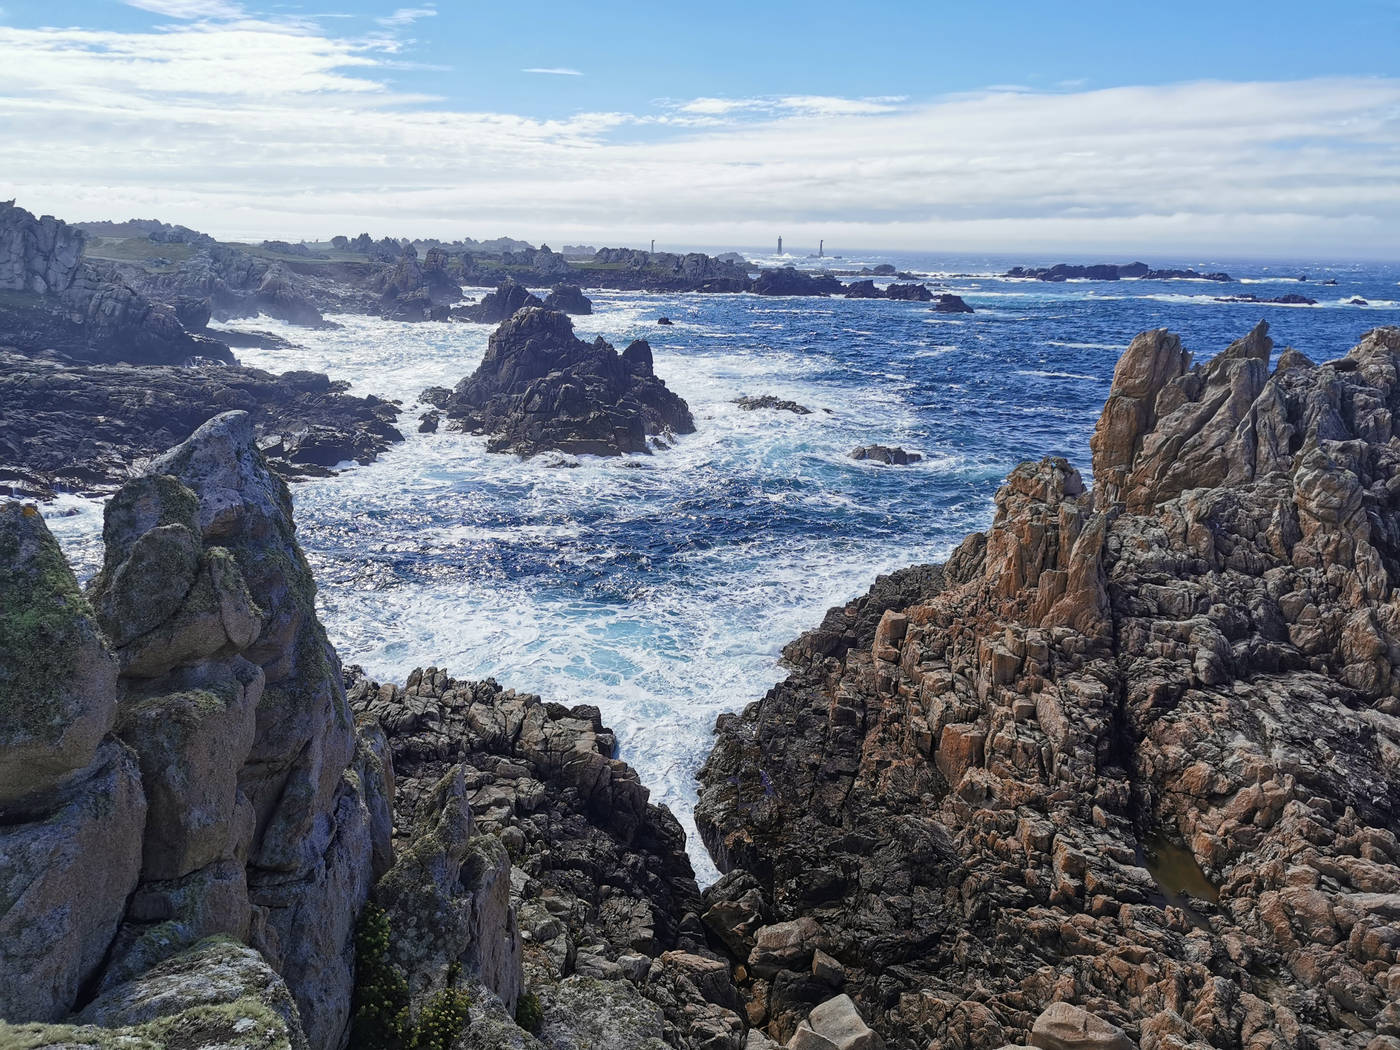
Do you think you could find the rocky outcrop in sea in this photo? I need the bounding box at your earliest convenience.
[423,308,696,456]
[0,350,403,497]
[454,278,545,324]
[1,201,232,365]
[753,269,845,297]
[1005,262,1232,282]
[544,283,593,315]
[697,323,1400,1050]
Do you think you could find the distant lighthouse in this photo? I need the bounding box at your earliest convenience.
[819,239,824,258]
[777,235,783,255]
[650,239,655,253]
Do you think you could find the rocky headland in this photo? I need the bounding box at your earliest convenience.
[697,322,1400,1050]
[1,201,233,366]
[422,308,696,457]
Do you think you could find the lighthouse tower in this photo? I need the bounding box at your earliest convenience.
[777,236,783,255]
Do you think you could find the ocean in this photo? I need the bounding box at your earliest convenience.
[44,250,1400,880]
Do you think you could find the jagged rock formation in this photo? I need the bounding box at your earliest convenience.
[698,324,1400,1050]
[843,281,933,302]
[544,283,593,315]
[0,201,232,365]
[454,278,545,324]
[753,269,844,297]
[0,349,403,497]
[1214,293,1318,306]
[349,666,746,1050]
[0,411,394,1050]
[424,308,695,456]
[369,246,461,321]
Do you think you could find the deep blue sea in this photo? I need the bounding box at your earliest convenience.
[47,250,1400,878]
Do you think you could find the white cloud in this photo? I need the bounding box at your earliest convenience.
[124,0,246,18]
[376,6,435,28]
[0,15,1397,254]
[522,67,583,76]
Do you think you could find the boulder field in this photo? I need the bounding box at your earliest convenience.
[3,322,1399,1050]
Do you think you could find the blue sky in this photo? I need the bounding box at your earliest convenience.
[1,0,1397,252]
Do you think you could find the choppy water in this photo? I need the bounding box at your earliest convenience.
[45,251,1400,879]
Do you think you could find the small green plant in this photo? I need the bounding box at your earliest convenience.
[348,902,411,1050]
[415,962,471,1050]
[514,990,543,1034]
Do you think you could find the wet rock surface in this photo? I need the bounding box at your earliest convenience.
[453,278,544,324]
[697,324,1400,1050]
[425,307,695,456]
[735,395,813,415]
[0,350,403,497]
[753,269,845,297]
[931,293,974,313]
[544,283,593,315]
[850,445,922,465]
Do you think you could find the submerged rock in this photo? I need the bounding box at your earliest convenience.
[698,324,1400,1049]
[735,395,812,415]
[850,445,921,465]
[426,307,695,456]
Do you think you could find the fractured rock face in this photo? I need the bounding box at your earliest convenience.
[0,200,231,365]
[426,308,695,456]
[697,325,1400,1050]
[349,665,743,1050]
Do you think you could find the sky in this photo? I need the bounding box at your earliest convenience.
[1,0,1398,255]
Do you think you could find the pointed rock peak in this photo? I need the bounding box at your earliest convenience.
[1106,328,1189,402]
[148,410,291,542]
[622,339,654,376]
[1219,319,1272,363]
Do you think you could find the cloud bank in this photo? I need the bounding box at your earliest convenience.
[1,11,1396,253]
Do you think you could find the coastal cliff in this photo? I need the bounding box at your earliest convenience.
[697,323,1400,1049]
[0,412,738,1050]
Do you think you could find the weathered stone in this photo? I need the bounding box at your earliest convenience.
[0,741,146,1021]
[0,501,118,806]
[787,994,884,1050]
[1030,1004,1135,1050]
